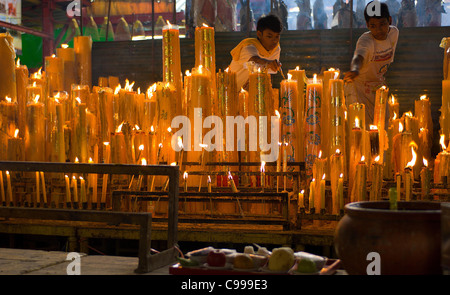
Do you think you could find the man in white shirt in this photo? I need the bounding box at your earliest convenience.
[229,14,283,91]
[344,1,399,128]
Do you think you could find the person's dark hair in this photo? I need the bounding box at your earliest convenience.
[364,1,391,23]
[256,14,283,33]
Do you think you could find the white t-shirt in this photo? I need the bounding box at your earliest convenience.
[229,44,281,90]
[346,26,399,127]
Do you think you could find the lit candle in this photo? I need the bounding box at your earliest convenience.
[388,95,399,122]
[7,128,24,161]
[283,142,288,192]
[280,73,299,163]
[420,158,431,200]
[369,156,383,201]
[228,171,238,193]
[415,95,433,143]
[309,178,316,212]
[45,54,64,94]
[56,44,76,92]
[101,142,110,204]
[404,144,417,201]
[322,68,340,159]
[207,175,212,193]
[15,58,28,139]
[329,73,345,164]
[313,150,326,209]
[298,189,305,210]
[6,171,12,205]
[440,80,450,141]
[260,160,266,190]
[183,172,188,192]
[40,171,47,205]
[162,21,183,117]
[330,149,344,214]
[25,95,45,161]
[349,115,364,199]
[338,173,344,212]
[35,171,40,206]
[288,66,307,162]
[373,86,388,162]
[72,176,78,204]
[276,141,282,192]
[320,173,326,211]
[80,176,86,203]
[369,125,380,160]
[0,33,17,100]
[195,23,216,105]
[74,36,92,87]
[305,74,323,178]
[351,156,367,203]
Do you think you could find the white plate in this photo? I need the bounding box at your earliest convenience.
[203,263,233,270]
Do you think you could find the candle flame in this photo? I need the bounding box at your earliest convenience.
[322,173,326,180]
[207,175,211,183]
[51,54,56,58]
[5,96,11,103]
[32,81,37,87]
[202,23,209,27]
[360,155,365,162]
[114,84,122,95]
[75,97,82,104]
[79,176,84,181]
[399,122,403,133]
[89,157,93,163]
[183,171,188,179]
[170,162,177,166]
[335,148,341,154]
[354,116,360,129]
[32,67,43,79]
[166,20,172,28]
[318,150,322,159]
[328,67,336,71]
[225,67,229,73]
[287,73,292,80]
[177,136,183,149]
[369,124,378,130]
[240,87,246,93]
[158,143,163,148]
[260,161,266,173]
[380,85,387,90]
[295,66,300,70]
[150,125,155,133]
[167,127,172,133]
[393,111,397,120]
[420,94,427,100]
[33,95,40,104]
[344,111,347,120]
[103,142,110,146]
[275,110,280,118]
[228,171,233,180]
[116,122,124,133]
[16,58,20,67]
[141,158,147,165]
[440,134,447,150]
[404,111,413,118]
[339,173,344,178]
[61,44,69,49]
[198,65,203,74]
[313,73,317,84]
[73,176,76,180]
[199,143,208,148]
[278,142,282,146]
[390,95,396,104]
[139,144,144,151]
[374,155,380,162]
[312,178,315,182]
[406,143,417,168]
[334,71,339,80]
[14,129,19,138]
[75,157,79,163]
[185,70,191,76]
[137,87,141,95]
[300,189,305,194]
[423,157,428,167]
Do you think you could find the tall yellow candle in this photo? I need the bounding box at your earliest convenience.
[25,95,45,161]
[15,58,28,139]
[329,76,346,166]
[6,171,12,205]
[162,22,183,117]
[74,36,92,87]
[280,73,299,164]
[45,54,64,95]
[305,74,323,179]
[309,178,315,211]
[322,68,340,160]
[56,44,76,92]
[288,66,307,162]
[0,33,17,100]
[440,80,450,140]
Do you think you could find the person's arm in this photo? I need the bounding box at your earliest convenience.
[344,54,364,83]
[248,56,281,72]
